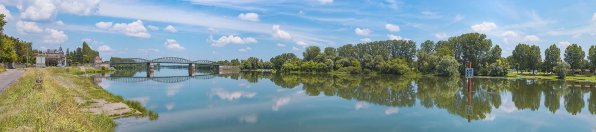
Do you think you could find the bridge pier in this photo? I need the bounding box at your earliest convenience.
[188,63,195,77]
[147,62,154,78]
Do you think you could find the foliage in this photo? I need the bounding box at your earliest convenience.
[564,44,585,71]
[0,36,17,63]
[544,44,561,73]
[263,61,274,69]
[420,40,435,54]
[448,33,493,74]
[338,66,363,74]
[588,45,596,73]
[336,40,416,65]
[270,53,297,69]
[553,62,571,79]
[436,56,459,76]
[303,46,321,61]
[335,58,351,69]
[487,58,509,76]
[379,58,409,75]
[316,63,328,72]
[416,50,438,74]
[324,47,336,57]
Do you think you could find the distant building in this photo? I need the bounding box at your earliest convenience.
[93,56,102,64]
[567,69,594,75]
[45,45,66,66]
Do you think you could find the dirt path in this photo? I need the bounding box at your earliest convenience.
[0,69,25,95]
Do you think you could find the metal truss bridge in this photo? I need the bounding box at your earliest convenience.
[109,57,217,65]
[107,75,216,83]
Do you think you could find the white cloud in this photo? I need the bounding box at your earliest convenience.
[292,47,300,51]
[43,28,68,44]
[238,13,259,21]
[272,96,290,111]
[0,5,13,20]
[55,20,64,25]
[501,31,518,37]
[165,102,176,110]
[471,21,497,32]
[387,34,402,40]
[163,39,185,51]
[81,38,103,45]
[558,41,570,48]
[210,88,257,101]
[317,0,333,4]
[299,10,304,15]
[39,46,48,50]
[360,38,371,42]
[147,25,158,30]
[16,21,43,35]
[435,33,448,39]
[239,47,252,52]
[82,38,92,42]
[593,13,596,22]
[295,41,308,47]
[572,34,581,39]
[483,113,496,121]
[164,25,178,32]
[523,35,540,42]
[385,107,399,115]
[208,27,219,33]
[165,83,184,97]
[238,114,258,124]
[355,28,372,35]
[503,38,509,45]
[109,20,151,38]
[18,0,100,21]
[451,14,464,23]
[95,21,113,29]
[385,24,400,32]
[355,101,370,110]
[137,48,159,54]
[212,51,218,54]
[209,35,258,47]
[385,0,401,9]
[272,25,292,40]
[277,43,286,47]
[97,45,114,51]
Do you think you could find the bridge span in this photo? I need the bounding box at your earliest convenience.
[110,57,239,77]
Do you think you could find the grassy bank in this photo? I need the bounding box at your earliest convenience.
[505,72,596,82]
[0,68,156,131]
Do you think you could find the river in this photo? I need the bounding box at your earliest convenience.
[92,67,596,132]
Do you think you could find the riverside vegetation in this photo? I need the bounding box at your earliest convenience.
[0,67,157,131]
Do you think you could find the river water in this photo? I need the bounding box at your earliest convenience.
[93,68,596,132]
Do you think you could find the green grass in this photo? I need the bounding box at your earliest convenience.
[505,72,596,82]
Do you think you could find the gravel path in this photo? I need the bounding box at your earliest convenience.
[0,69,25,95]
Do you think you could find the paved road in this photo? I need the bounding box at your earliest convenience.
[0,69,25,95]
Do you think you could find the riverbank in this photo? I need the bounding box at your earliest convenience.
[0,68,156,131]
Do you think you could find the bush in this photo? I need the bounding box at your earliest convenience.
[362,69,372,74]
[436,56,459,76]
[554,62,570,79]
[101,66,106,70]
[487,58,509,76]
[380,58,409,75]
[316,63,328,72]
[338,67,362,74]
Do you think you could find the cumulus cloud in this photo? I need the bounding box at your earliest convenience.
[210,88,257,101]
[277,43,286,47]
[523,35,540,42]
[295,41,308,48]
[81,38,103,45]
[292,47,300,51]
[593,13,596,22]
[95,21,113,29]
[147,25,158,30]
[272,25,292,40]
[16,21,43,35]
[55,20,64,25]
[471,21,497,32]
[208,27,219,33]
[164,25,178,32]
[385,24,400,32]
[238,13,259,21]
[501,31,518,37]
[109,20,151,38]
[385,107,399,115]
[387,34,402,40]
[360,38,371,42]
[572,34,581,39]
[209,35,258,47]
[18,0,100,21]
[239,47,252,52]
[272,96,291,111]
[355,101,370,110]
[97,45,114,51]
[503,38,509,45]
[435,33,448,39]
[43,28,68,44]
[0,5,13,20]
[355,28,372,35]
[163,39,185,51]
[317,0,333,4]
[558,41,570,48]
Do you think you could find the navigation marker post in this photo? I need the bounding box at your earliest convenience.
[465,62,473,122]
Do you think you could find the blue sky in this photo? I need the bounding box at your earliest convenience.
[1,0,595,61]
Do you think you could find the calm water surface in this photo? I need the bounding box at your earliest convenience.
[94,68,596,132]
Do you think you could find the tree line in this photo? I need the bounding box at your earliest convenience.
[66,42,100,66]
[0,14,41,64]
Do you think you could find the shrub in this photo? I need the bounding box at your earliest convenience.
[316,63,328,72]
[362,69,372,74]
[101,66,106,70]
[554,62,570,79]
[487,58,510,76]
[380,58,409,75]
[436,56,459,76]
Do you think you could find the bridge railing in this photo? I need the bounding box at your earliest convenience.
[110,57,216,64]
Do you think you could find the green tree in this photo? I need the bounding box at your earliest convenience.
[324,47,336,57]
[0,36,17,63]
[544,44,561,73]
[448,33,493,74]
[485,45,502,64]
[564,44,585,73]
[420,40,435,54]
[263,62,274,69]
[554,62,570,79]
[588,45,596,73]
[380,58,409,75]
[436,56,459,76]
[303,46,321,61]
[416,50,438,74]
[512,44,530,73]
[270,53,297,69]
[527,45,541,74]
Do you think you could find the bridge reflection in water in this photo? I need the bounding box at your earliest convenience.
[105,75,216,83]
